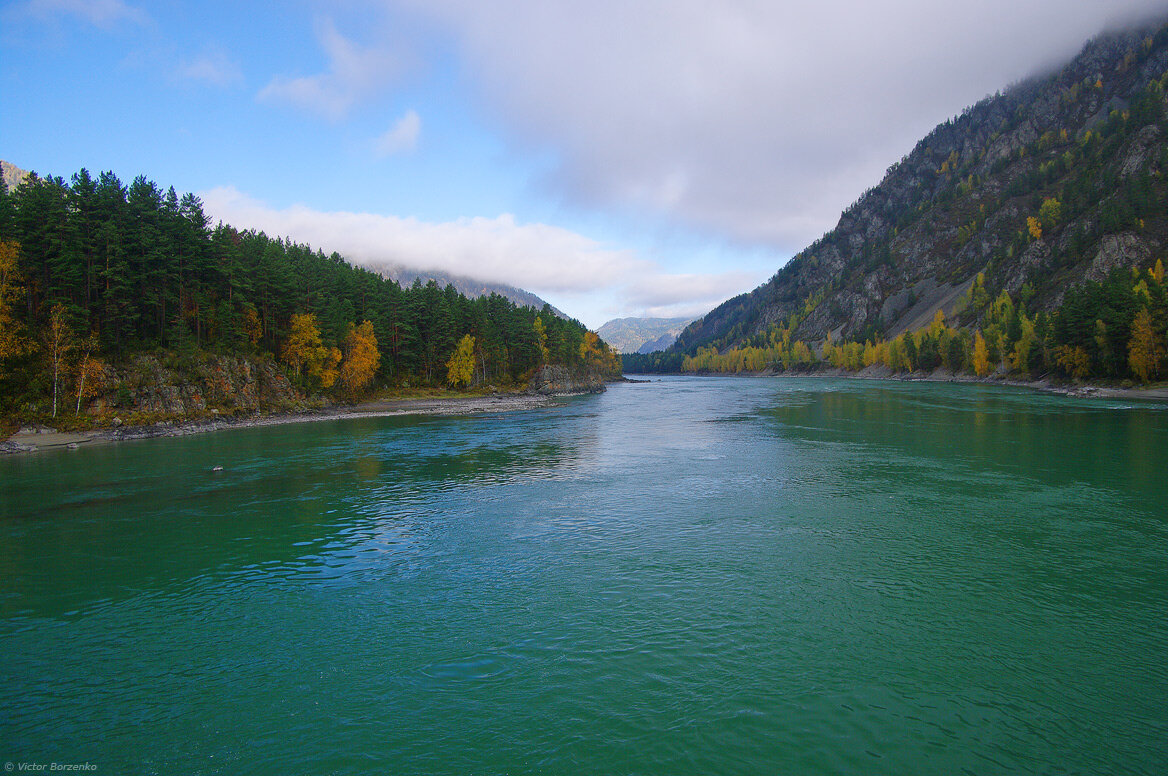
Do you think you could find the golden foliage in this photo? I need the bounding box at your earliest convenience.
[340,320,379,396]
[446,334,477,388]
[580,331,620,375]
[282,313,324,377]
[972,331,991,377]
[1027,216,1043,241]
[75,344,106,416]
[0,239,31,371]
[533,317,549,363]
[1038,197,1062,229]
[1056,345,1091,379]
[242,307,263,347]
[319,347,342,389]
[1128,308,1164,382]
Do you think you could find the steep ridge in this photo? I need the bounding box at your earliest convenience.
[673,19,1168,357]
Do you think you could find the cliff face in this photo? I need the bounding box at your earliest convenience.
[83,354,305,419]
[526,365,606,395]
[674,20,1168,355]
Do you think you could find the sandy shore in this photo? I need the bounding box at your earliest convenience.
[1,393,563,454]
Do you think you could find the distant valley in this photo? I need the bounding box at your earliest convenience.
[597,317,694,353]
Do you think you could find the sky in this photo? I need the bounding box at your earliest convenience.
[3,0,1168,328]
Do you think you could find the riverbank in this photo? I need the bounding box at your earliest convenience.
[634,365,1168,402]
[813,364,1168,401]
[0,392,565,454]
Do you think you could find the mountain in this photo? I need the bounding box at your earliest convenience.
[1,160,29,192]
[670,19,1168,369]
[596,317,694,353]
[372,263,569,320]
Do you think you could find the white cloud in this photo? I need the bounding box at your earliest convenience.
[258,18,401,120]
[375,109,421,156]
[200,185,640,292]
[390,0,1168,251]
[23,0,145,27]
[178,49,243,88]
[198,185,759,326]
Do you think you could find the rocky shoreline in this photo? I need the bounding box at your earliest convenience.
[671,364,1168,402]
[0,392,573,455]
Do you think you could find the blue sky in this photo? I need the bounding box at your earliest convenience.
[4,0,1167,327]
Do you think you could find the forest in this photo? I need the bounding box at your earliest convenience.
[0,168,620,420]
[624,262,1168,383]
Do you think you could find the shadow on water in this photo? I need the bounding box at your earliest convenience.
[0,408,596,619]
[757,378,1168,498]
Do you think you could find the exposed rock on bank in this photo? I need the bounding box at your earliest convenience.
[85,354,305,418]
[525,365,607,396]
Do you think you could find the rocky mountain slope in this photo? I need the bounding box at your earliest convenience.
[1,160,29,193]
[673,18,1168,356]
[597,317,694,353]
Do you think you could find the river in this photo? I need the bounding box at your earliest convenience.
[2,376,1166,774]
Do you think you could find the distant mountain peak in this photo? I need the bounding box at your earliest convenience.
[597,316,694,353]
[1,160,30,192]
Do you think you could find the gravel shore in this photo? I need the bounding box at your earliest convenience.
[1,393,563,454]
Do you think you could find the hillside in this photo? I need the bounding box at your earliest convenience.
[596,317,693,353]
[654,18,1168,382]
[0,166,621,425]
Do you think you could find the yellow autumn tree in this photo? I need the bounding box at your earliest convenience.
[1128,308,1164,382]
[339,320,379,396]
[74,333,104,416]
[241,307,263,347]
[319,347,342,389]
[580,331,605,369]
[0,239,31,374]
[1056,345,1092,379]
[579,330,621,376]
[972,331,991,377]
[1027,216,1043,241]
[1152,259,1165,284]
[282,313,325,378]
[532,317,549,363]
[1038,197,1062,230]
[446,334,476,388]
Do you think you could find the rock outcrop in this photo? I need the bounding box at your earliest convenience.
[525,365,606,396]
[83,354,305,418]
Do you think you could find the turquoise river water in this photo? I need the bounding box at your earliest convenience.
[1,376,1166,774]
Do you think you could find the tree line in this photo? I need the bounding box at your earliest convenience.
[0,168,620,417]
[625,262,1167,383]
